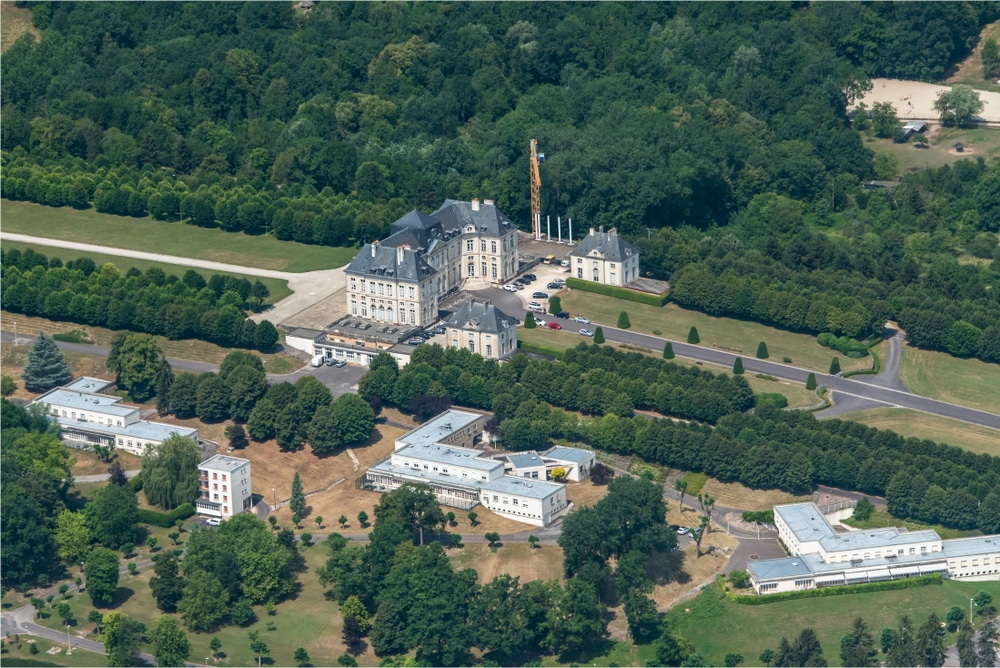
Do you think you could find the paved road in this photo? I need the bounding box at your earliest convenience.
[468,287,1000,431]
[0,232,347,327]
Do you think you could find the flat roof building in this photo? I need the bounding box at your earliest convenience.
[197,455,252,519]
[362,409,587,526]
[749,502,1000,594]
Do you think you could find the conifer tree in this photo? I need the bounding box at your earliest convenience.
[829,357,841,374]
[155,359,175,415]
[806,373,817,391]
[756,341,769,359]
[687,327,700,344]
[290,472,306,517]
[594,326,604,344]
[733,357,744,375]
[663,341,674,359]
[22,331,73,392]
[524,312,536,329]
[618,311,631,329]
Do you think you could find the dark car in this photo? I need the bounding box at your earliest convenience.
[555,311,569,319]
[547,282,563,289]
[668,524,680,533]
[524,273,536,280]
[432,326,446,334]
[532,292,549,299]
[407,338,424,346]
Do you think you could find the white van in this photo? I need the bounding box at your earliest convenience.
[311,354,324,367]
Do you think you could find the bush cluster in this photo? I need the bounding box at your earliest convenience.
[138,503,195,529]
[722,573,941,605]
[816,332,869,358]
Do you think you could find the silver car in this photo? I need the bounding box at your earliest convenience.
[574,316,590,324]
[579,329,593,337]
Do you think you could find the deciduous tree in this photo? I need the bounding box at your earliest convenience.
[141,434,200,510]
[152,616,191,668]
[84,547,120,607]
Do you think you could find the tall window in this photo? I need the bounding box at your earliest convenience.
[378,283,384,296]
[466,240,474,251]
[577,268,583,278]
[350,278,356,291]
[408,286,414,298]
[593,269,600,281]
[491,264,497,278]
[387,307,394,322]
[610,272,617,284]
[468,262,475,276]
[410,309,415,323]
[481,262,487,276]
[480,240,487,251]
[491,241,497,253]
[386,285,392,297]
[369,282,376,294]
[351,300,357,315]
[486,344,492,356]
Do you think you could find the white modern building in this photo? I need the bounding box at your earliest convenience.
[568,226,639,286]
[444,299,518,361]
[361,409,591,526]
[748,503,1000,594]
[196,455,252,519]
[31,377,199,456]
[503,446,597,482]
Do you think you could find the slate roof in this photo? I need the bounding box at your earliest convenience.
[445,300,517,335]
[431,199,517,237]
[383,209,454,254]
[569,228,638,262]
[345,243,437,283]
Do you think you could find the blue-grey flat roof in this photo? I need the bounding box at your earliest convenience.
[398,409,484,449]
[369,460,483,492]
[508,453,544,469]
[775,503,838,543]
[940,535,1000,558]
[544,446,594,463]
[776,503,940,551]
[199,455,250,473]
[395,443,503,473]
[64,377,115,393]
[56,416,197,443]
[480,475,563,500]
[747,556,814,581]
[37,389,136,417]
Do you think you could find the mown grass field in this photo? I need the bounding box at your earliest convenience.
[2,239,293,304]
[557,290,871,374]
[898,345,1000,415]
[1,200,355,272]
[866,126,1000,175]
[0,311,300,375]
[664,580,999,668]
[517,327,820,409]
[840,408,1000,457]
[1,636,109,667]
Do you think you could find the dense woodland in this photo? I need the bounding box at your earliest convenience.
[3,2,1000,362]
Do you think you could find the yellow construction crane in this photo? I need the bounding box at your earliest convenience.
[530,138,544,240]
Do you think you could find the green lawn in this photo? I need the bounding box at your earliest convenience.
[665,580,999,668]
[898,346,1000,415]
[866,126,1000,175]
[842,509,982,541]
[839,408,1000,457]
[2,239,292,305]
[1,636,109,667]
[557,291,871,374]
[518,327,820,409]
[1,200,355,272]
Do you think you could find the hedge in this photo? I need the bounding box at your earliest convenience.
[817,332,869,358]
[565,277,670,307]
[138,503,196,528]
[842,345,882,378]
[516,339,565,360]
[719,573,942,605]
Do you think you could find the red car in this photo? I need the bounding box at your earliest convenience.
[547,321,562,330]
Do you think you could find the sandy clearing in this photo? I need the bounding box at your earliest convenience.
[851,78,1000,123]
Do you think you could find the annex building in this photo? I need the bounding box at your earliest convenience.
[360,409,593,526]
[196,455,252,519]
[748,502,1000,594]
[31,377,199,456]
[443,299,518,361]
[568,226,639,287]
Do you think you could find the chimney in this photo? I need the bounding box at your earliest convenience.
[484,199,494,206]
[609,227,617,237]
[471,198,480,211]
[599,225,604,233]
[589,227,595,236]
[370,242,377,257]
[397,245,405,263]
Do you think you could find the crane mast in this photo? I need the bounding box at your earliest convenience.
[530,138,542,240]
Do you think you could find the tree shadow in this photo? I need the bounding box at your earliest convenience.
[647,548,689,586]
[559,638,617,664]
[94,587,135,609]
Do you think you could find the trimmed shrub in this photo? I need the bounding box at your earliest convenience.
[817,332,869,358]
[687,327,700,344]
[805,373,817,391]
[756,392,787,409]
[565,277,669,307]
[138,503,195,528]
[594,326,605,344]
[617,311,631,329]
[732,357,744,374]
[663,341,674,359]
[524,311,536,329]
[548,296,562,314]
[829,357,841,374]
[756,342,769,359]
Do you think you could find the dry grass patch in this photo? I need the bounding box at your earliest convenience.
[840,408,1000,457]
[566,479,611,509]
[649,531,736,611]
[449,541,565,583]
[698,479,810,512]
[70,448,142,477]
[1,1,40,52]
[1,342,112,401]
[899,345,1000,414]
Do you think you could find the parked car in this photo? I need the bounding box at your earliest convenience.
[335,360,347,368]
[504,284,518,292]
[529,301,542,309]
[579,328,593,337]
[516,277,531,285]
[535,319,547,327]
[677,526,690,535]
[516,284,525,290]
[433,326,446,334]
[691,527,703,538]
[560,260,570,267]
[532,292,549,299]
[325,357,336,366]
[547,321,563,330]
[407,338,424,346]
[205,518,221,527]
[574,316,590,324]
[524,273,537,281]
[547,282,562,290]
[668,524,680,532]
[555,311,569,319]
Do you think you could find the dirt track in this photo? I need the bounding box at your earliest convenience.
[851,78,1000,124]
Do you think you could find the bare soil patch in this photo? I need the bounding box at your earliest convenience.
[650,530,737,611]
[449,542,565,583]
[1,1,40,52]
